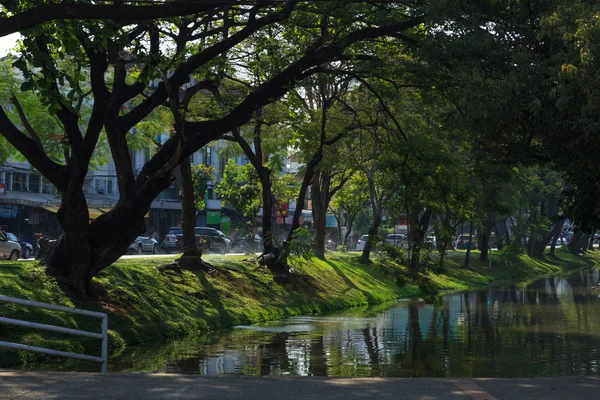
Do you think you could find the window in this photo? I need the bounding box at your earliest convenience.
[203,147,212,166]
[107,180,113,195]
[95,180,106,194]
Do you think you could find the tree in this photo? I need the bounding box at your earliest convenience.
[192,164,215,212]
[215,160,261,249]
[329,174,370,247]
[0,2,427,297]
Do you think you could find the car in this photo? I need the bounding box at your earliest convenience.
[129,235,159,254]
[425,235,437,248]
[6,232,34,259]
[195,227,229,254]
[231,233,263,253]
[386,233,409,249]
[162,226,229,254]
[455,234,477,249]
[356,235,368,251]
[161,227,183,251]
[215,229,232,252]
[0,231,21,260]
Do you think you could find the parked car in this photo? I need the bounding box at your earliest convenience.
[231,233,263,253]
[215,229,232,252]
[195,227,229,254]
[162,227,183,252]
[129,235,159,254]
[386,233,409,249]
[425,235,437,248]
[6,232,33,259]
[356,235,368,251]
[455,234,477,250]
[0,231,21,260]
[161,226,229,254]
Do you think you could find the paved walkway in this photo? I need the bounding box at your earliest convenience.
[1,370,599,399]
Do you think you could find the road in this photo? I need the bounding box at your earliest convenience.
[18,252,259,262]
[1,370,599,400]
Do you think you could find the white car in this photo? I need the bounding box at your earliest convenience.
[386,233,409,249]
[425,235,437,248]
[216,230,231,252]
[129,235,159,254]
[0,231,21,260]
[356,235,368,251]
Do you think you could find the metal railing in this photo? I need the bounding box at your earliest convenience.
[0,295,108,372]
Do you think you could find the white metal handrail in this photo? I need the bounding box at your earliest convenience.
[0,295,108,372]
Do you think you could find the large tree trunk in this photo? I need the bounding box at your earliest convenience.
[567,231,585,254]
[360,212,382,264]
[464,219,473,269]
[479,214,495,261]
[178,157,201,258]
[44,185,94,298]
[528,216,555,258]
[43,172,172,298]
[280,151,323,271]
[547,218,565,257]
[503,218,511,246]
[343,215,355,247]
[258,169,274,255]
[408,207,431,275]
[311,168,331,259]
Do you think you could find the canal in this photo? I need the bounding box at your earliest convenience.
[42,267,600,377]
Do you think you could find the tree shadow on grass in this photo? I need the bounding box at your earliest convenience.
[323,259,376,303]
[190,269,232,325]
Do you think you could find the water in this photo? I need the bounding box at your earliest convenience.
[53,268,600,377]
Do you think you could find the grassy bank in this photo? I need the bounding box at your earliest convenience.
[429,247,600,291]
[0,247,598,368]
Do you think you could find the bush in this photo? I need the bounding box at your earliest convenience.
[281,227,313,261]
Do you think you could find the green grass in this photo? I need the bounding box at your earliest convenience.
[430,247,600,291]
[1,247,598,368]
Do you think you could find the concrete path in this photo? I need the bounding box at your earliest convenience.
[1,370,599,400]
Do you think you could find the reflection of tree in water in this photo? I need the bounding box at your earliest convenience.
[308,335,327,376]
[362,327,381,376]
[107,269,600,377]
[259,332,290,375]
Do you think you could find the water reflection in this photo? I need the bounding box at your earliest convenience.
[109,268,600,377]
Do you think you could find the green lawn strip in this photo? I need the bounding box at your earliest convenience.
[1,248,598,368]
[429,248,600,291]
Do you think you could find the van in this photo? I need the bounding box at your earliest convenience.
[455,234,477,250]
[386,233,409,249]
[356,235,368,251]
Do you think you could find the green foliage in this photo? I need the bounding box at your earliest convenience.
[191,164,215,210]
[215,160,261,220]
[282,227,313,261]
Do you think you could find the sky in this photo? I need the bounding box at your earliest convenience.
[0,33,19,57]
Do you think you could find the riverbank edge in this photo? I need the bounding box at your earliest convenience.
[1,248,598,369]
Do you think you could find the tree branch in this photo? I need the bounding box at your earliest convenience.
[0,105,66,190]
[120,2,298,133]
[0,1,239,37]
[10,94,42,147]
[136,14,426,195]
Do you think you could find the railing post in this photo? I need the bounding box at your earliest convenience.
[0,295,108,372]
[101,315,108,373]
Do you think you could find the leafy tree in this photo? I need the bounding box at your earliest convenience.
[215,160,261,248]
[0,2,427,296]
[329,174,369,247]
[192,164,215,211]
